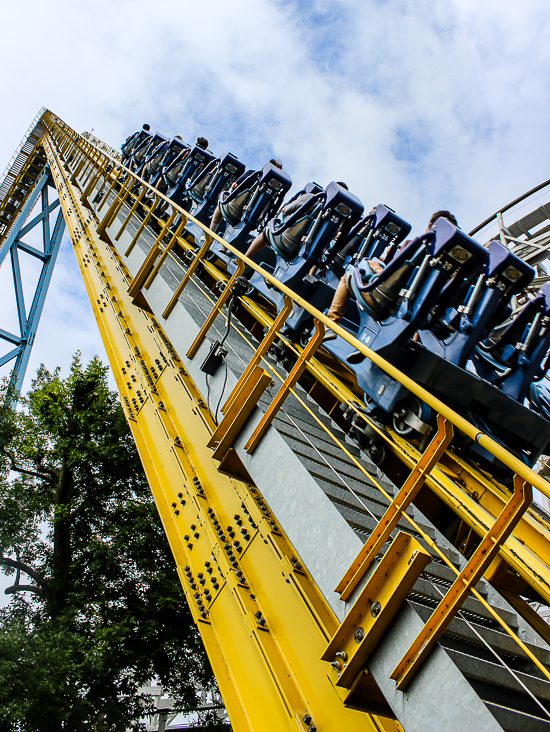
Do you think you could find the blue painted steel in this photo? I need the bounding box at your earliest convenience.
[0,166,66,402]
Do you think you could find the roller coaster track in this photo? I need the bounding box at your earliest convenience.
[0,109,48,245]
[470,178,550,290]
[10,109,550,731]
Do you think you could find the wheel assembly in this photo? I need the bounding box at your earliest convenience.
[392,396,432,438]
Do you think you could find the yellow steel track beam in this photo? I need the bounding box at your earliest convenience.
[226,293,550,607]
[41,120,397,732]
[150,243,550,610]
[105,200,550,611]
[39,109,550,679]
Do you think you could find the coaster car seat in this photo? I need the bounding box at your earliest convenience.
[474,282,550,402]
[132,132,168,173]
[419,240,534,367]
[327,204,411,277]
[146,137,188,185]
[267,181,364,264]
[219,162,291,230]
[121,129,151,162]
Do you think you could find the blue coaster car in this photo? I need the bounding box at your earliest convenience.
[121,128,151,165]
[473,283,550,404]
[142,137,188,186]
[323,218,550,465]
[186,153,246,226]
[211,162,292,262]
[325,204,412,280]
[321,204,412,335]
[281,181,324,209]
[139,138,171,182]
[132,132,168,175]
[248,181,364,341]
[418,240,534,369]
[164,144,215,210]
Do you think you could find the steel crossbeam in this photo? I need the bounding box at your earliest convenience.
[0,165,65,401]
[185,260,246,359]
[221,293,293,415]
[30,110,550,731]
[390,474,532,689]
[43,110,550,614]
[244,320,326,453]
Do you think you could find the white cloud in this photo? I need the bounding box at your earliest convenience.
[4,0,550,232]
[1,0,550,593]
[0,0,548,390]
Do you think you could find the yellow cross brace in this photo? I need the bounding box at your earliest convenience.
[336,414,454,601]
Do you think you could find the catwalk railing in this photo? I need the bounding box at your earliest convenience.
[38,109,550,726]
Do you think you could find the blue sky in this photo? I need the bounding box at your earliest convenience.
[1,0,550,596]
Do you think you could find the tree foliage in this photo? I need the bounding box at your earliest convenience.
[0,355,215,731]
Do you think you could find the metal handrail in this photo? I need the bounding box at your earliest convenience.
[0,107,46,197]
[470,177,550,237]
[42,110,550,503]
[42,111,550,693]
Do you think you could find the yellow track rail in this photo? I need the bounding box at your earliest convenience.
[42,117,399,732]
[29,108,550,722]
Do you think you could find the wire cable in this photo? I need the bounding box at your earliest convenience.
[426,576,550,722]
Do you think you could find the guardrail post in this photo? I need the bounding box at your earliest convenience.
[161,232,216,319]
[125,195,160,256]
[390,473,532,690]
[115,185,148,241]
[128,210,178,297]
[336,414,453,601]
[221,293,293,415]
[244,319,326,453]
[185,260,246,354]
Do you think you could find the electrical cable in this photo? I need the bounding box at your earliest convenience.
[426,576,550,722]
[212,290,237,424]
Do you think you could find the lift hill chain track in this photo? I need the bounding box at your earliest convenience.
[14,109,550,731]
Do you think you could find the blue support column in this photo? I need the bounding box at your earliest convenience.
[0,166,66,403]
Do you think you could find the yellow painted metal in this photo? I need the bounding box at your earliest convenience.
[282,386,550,685]
[61,120,550,618]
[499,589,550,648]
[244,319,326,454]
[37,108,550,709]
[222,293,293,415]
[42,114,394,732]
[125,193,160,256]
[95,168,125,234]
[186,259,246,359]
[128,208,178,297]
[161,231,214,318]
[390,475,532,690]
[208,366,273,461]
[144,217,188,290]
[59,116,550,617]
[81,161,106,200]
[137,211,550,593]
[392,435,550,605]
[115,184,148,241]
[336,415,454,601]
[322,532,431,691]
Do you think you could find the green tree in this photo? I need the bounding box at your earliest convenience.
[0,355,216,731]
